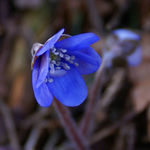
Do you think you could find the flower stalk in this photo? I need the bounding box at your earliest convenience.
[53,98,90,150]
[80,61,105,136]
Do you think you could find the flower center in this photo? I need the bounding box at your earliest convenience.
[45,47,79,83]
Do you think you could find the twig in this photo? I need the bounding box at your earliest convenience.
[0,99,21,150]
[24,121,50,150]
[22,107,50,128]
[113,127,125,150]
[90,111,136,144]
[43,132,60,150]
[113,123,135,150]
[147,106,150,141]
[106,0,131,30]
[53,98,90,150]
[98,69,125,110]
[0,18,17,76]
[85,0,104,34]
[126,124,136,150]
[80,61,105,136]
[93,69,125,125]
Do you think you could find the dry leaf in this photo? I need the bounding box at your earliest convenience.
[132,79,150,113]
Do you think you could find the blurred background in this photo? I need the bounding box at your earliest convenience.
[0,0,150,150]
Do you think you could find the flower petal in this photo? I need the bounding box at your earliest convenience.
[48,67,88,106]
[127,46,142,66]
[103,51,116,68]
[72,47,101,74]
[32,62,53,107]
[34,51,49,88]
[113,29,140,41]
[55,33,99,51]
[36,28,64,56]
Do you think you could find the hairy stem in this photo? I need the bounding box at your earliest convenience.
[80,61,105,136]
[53,98,90,150]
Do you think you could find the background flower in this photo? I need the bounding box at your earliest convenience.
[103,29,142,67]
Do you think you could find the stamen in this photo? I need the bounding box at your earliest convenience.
[56,66,61,70]
[56,62,61,66]
[59,52,64,58]
[62,63,70,70]
[61,49,67,53]
[48,78,53,83]
[50,64,55,73]
[74,62,79,66]
[49,47,78,77]
[51,60,56,64]
[65,54,71,61]
[71,56,75,60]
[52,47,56,52]
[53,51,59,55]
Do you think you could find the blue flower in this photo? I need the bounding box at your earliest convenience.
[103,29,142,67]
[112,29,142,66]
[31,28,101,107]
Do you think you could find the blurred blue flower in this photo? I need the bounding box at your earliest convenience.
[113,29,142,66]
[31,28,101,107]
[103,29,142,67]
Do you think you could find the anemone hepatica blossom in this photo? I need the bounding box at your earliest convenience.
[112,29,142,66]
[103,29,142,67]
[31,28,101,107]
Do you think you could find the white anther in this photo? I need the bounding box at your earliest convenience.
[59,52,64,58]
[71,56,75,60]
[53,51,59,55]
[48,78,53,83]
[74,62,79,66]
[63,63,70,70]
[51,60,56,64]
[56,66,61,70]
[56,62,61,66]
[50,64,55,73]
[61,49,67,53]
[65,54,71,61]
[51,47,59,55]
[52,47,56,52]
